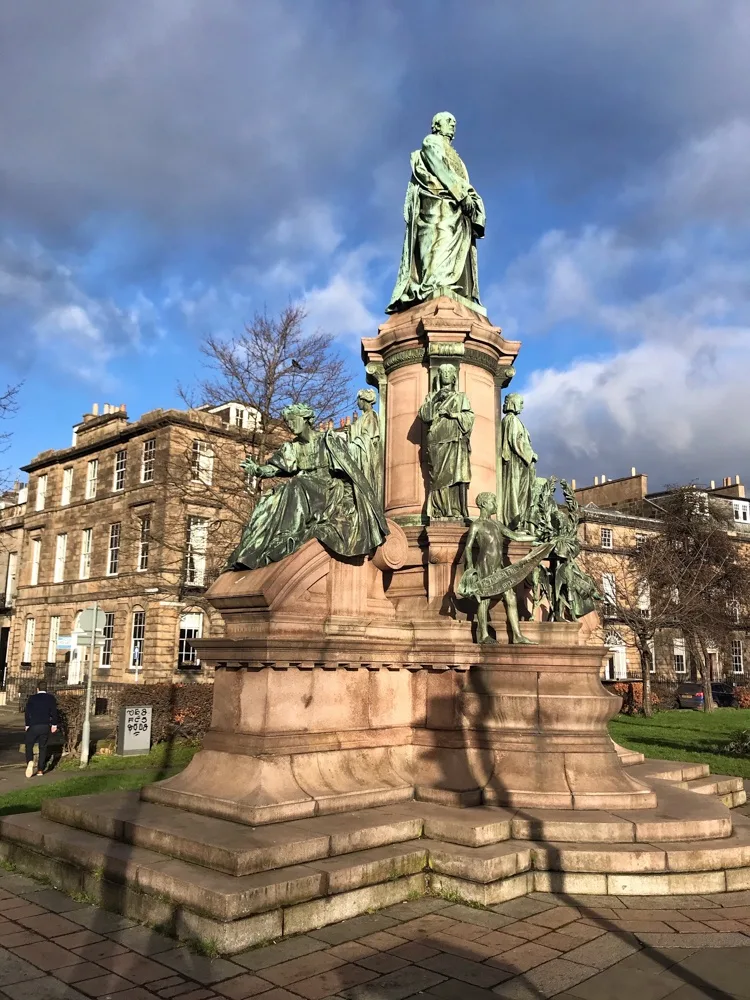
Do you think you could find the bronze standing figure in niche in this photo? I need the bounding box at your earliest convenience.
[419,363,474,519]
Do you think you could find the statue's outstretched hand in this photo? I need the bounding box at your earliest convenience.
[241,456,259,476]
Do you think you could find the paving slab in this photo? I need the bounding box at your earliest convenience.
[1,977,88,999]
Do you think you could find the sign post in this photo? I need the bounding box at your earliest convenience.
[78,604,106,768]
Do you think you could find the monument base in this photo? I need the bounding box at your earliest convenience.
[0,756,746,954]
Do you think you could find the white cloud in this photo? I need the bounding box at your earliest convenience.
[0,239,153,381]
[302,248,381,341]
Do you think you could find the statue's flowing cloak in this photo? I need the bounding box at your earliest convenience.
[348,408,382,491]
[230,431,388,570]
[501,412,536,528]
[387,133,485,313]
[418,388,474,491]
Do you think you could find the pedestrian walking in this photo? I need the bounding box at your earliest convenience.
[24,683,59,778]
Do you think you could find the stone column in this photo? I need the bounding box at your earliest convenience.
[361,297,521,526]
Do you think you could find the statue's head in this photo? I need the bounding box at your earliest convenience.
[356,388,377,411]
[431,112,456,139]
[281,402,316,436]
[476,492,498,515]
[437,363,458,387]
[503,392,524,415]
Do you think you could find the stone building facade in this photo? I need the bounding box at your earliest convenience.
[1,402,256,698]
[575,471,750,687]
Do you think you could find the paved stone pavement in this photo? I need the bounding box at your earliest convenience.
[4,871,750,998]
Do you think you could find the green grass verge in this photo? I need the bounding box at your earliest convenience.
[0,769,181,817]
[610,708,750,779]
[57,738,201,772]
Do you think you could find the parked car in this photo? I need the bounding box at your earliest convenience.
[677,681,738,709]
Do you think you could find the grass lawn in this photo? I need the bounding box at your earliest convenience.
[0,768,181,817]
[610,708,750,779]
[57,738,201,772]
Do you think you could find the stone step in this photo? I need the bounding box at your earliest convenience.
[42,792,424,876]
[627,759,711,783]
[612,740,645,766]
[5,805,750,947]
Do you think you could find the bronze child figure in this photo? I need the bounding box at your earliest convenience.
[458,491,553,644]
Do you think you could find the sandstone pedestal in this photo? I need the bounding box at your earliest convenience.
[2,297,745,951]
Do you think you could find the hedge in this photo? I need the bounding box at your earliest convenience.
[112,683,213,744]
[56,684,213,755]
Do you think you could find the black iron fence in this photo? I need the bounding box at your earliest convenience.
[3,666,129,716]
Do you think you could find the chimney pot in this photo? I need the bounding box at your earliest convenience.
[631,467,636,477]
[711,480,716,490]
[92,403,99,416]
[602,474,607,484]
[736,475,741,485]
[571,478,576,491]
[594,476,599,485]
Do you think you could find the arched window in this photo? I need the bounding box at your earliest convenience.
[604,630,627,681]
[178,611,203,670]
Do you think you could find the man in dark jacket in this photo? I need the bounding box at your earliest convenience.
[24,684,59,777]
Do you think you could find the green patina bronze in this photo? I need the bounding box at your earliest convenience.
[530,479,602,622]
[348,388,382,494]
[230,402,388,571]
[458,492,553,645]
[419,363,474,519]
[387,112,486,315]
[500,392,538,530]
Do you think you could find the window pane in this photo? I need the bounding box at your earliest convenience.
[107,523,121,576]
[47,616,60,662]
[130,610,146,670]
[113,449,127,491]
[138,515,151,571]
[141,439,156,483]
[85,459,98,499]
[101,612,115,668]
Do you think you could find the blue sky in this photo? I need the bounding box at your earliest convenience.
[1,1,749,491]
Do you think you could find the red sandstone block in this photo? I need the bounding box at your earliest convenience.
[499,920,550,941]
[475,929,527,953]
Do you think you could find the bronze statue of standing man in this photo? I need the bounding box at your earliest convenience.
[387,112,486,314]
[501,393,537,530]
[419,363,474,519]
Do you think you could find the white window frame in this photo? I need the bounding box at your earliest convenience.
[23,617,35,663]
[47,616,60,663]
[178,611,203,669]
[130,610,146,673]
[634,532,646,550]
[53,533,67,583]
[61,467,73,506]
[732,639,744,675]
[4,551,17,606]
[107,523,121,576]
[141,439,156,483]
[113,449,127,491]
[186,516,208,587]
[673,638,687,675]
[35,474,48,512]
[138,515,151,572]
[191,440,214,486]
[733,500,749,523]
[637,580,651,618]
[600,527,613,550]
[604,631,627,680]
[648,639,656,674]
[100,612,115,668]
[85,459,98,500]
[30,538,41,586]
[79,527,93,580]
[601,572,617,608]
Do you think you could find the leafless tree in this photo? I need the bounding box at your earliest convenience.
[589,486,750,715]
[180,304,352,462]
